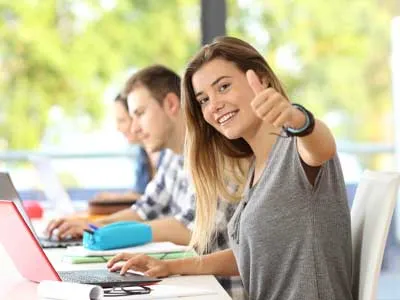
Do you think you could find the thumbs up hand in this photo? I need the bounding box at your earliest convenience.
[247,69,301,129]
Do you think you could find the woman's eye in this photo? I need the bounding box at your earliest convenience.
[198,97,209,105]
[219,83,230,92]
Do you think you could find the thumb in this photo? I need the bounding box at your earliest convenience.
[246,69,264,95]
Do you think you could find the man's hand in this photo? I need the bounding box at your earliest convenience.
[45,218,92,240]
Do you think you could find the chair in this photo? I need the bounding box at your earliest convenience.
[351,170,400,300]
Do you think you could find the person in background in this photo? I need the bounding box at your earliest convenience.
[107,37,353,300]
[92,93,164,203]
[45,68,192,247]
[46,65,245,300]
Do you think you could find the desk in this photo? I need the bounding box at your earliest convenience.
[0,244,231,299]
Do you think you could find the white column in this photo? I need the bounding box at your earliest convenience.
[391,17,400,242]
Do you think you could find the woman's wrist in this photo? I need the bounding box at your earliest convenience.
[289,105,307,129]
[165,257,201,276]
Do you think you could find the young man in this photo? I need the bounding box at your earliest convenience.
[45,65,244,299]
[46,66,192,246]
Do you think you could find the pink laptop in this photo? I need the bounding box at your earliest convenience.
[0,200,161,288]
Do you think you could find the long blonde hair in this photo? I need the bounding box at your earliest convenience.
[182,36,289,253]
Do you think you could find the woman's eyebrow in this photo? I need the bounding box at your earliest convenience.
[194,75,232,97]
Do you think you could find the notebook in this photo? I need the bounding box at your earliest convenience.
[0,172,81,248]
[65,241,188,257]
[63,251,197,264]
[0,200,161,288]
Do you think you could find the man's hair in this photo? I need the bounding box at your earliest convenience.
[123,65,181,104]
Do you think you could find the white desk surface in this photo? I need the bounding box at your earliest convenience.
[0,244,231,300]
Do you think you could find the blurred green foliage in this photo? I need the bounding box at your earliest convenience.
[0,0,199,149]
[227,0,397,143]
[0,0,398,151]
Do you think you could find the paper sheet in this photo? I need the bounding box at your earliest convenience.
[37,281,216,300]
[38,280,103,300]
[66,242,188,257]
[101,284,216,299]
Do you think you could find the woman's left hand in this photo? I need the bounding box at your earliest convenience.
[107,253,170,277]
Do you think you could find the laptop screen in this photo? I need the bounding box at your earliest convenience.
[29,156,75,215]
[0,200,61,283]
[0,173,38,236]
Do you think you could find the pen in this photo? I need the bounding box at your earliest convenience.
[88,224,99,231]
[83,229,95,235]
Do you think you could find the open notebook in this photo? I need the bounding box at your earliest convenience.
[66,242,189,257]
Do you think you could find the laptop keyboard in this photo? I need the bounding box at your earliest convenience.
[40,237,82,248]
[58,269,152,287]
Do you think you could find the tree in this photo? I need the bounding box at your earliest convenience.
[227,0,394,146]
[0,0,199,149]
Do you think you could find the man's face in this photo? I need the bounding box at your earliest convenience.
[127,86,173,152]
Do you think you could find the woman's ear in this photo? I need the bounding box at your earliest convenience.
[163,92,181,116]
[261,77,270,89]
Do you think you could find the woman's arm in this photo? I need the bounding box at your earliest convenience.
[295,119,337,167]
[167,249,239,277]
[107,249,239,278]
[147,218,192,245]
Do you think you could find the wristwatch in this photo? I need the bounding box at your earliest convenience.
[284,103,315,137]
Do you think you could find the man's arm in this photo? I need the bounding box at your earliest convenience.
[92,192,141,202]
[147,217,191,245]
[45,207,144,239]
[95,208,144,226]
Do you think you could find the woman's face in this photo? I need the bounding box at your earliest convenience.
[191,58,262,140]
[114,101,139,143]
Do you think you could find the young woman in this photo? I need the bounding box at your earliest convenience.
[94,94,163,199]
[107,37,353,300]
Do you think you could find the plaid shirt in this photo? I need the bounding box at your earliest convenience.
[131,149,245,300]
[132,149,195,228]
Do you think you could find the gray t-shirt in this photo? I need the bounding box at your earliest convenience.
[228,136,353,300]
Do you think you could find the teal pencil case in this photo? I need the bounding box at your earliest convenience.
[83,221,152,250]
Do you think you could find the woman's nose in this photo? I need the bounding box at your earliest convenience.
[210,100,225,114]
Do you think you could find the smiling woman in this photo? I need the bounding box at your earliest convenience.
[181,36,353,300]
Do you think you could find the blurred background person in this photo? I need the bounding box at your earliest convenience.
[92,93,164,203]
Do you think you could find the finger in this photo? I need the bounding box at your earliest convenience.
[107,253,133,268]
[246,69,264,96]
[250,89,275,111]
[57,222,73,239]
[263,105,283,124]
[109,264,122,272]
[253,92,281,119]
[273,107,292,128]
[120,255,150,275]
[45,219,64,236]
[59,228,75,240]
[60,227,82,240]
